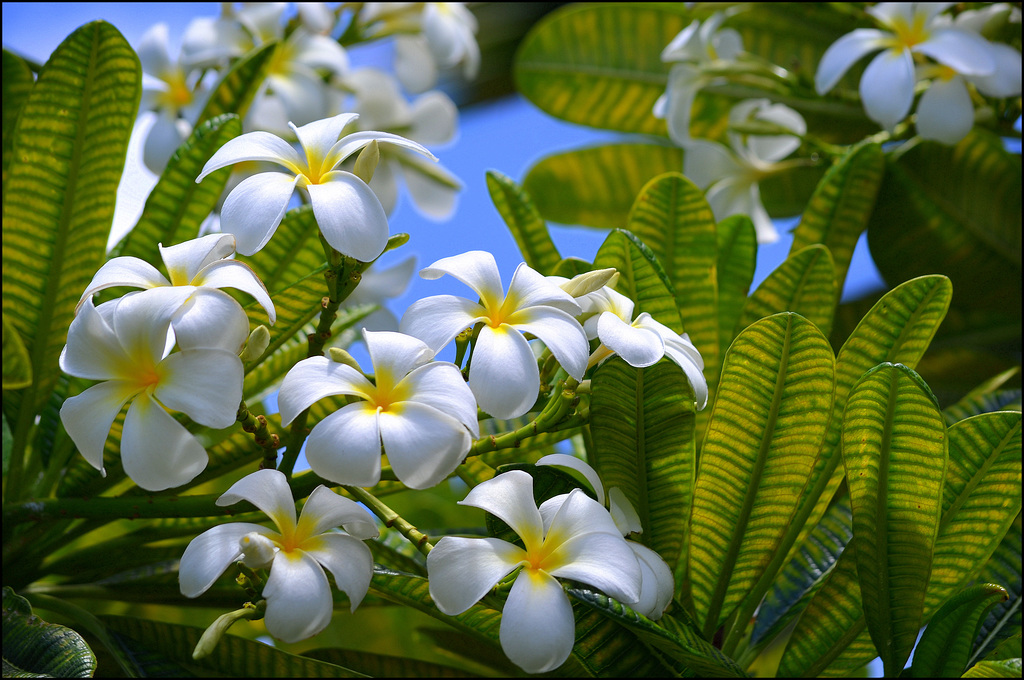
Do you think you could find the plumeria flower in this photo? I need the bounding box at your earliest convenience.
[580,286,709,410]
[536,453,675,620]
[195,112,436,260]
[77,234,275,352]
[653,12,744,144]
[815,2,995,134]
[399,251,589,420]
[179,469,379,643]
[59,288,243,491]
[278,329,478,489]
[427,469,643,673]
[683,99,806,244]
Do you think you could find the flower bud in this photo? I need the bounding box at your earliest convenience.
[239,532,277,570]
[561,268,619,298]
[353,139,380,184]
[239,325,270,363]
[328,346,363,371]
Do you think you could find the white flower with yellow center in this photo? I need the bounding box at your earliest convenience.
[427,469,642,674]
[195,113,436,259]
[399,250,589,420]
[278,329,478,489]
[179,469,379,643]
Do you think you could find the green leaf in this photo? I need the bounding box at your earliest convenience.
[302,647,478,678]
[2,587,96,678]
[715,215,757,359]
[485,170,561,275]
[523,143,683,229]
[841,362,947,676]
[736,244,836,339]
[789,142,884,301]
[971,514,1022,666]
[114,113,242,262]
[912,584,1009,679]
[2,48,35,189]
[2,312,32,389]
[962,659,1024,677]
[690,313,834,637]
[942,368,1022,425]
[593,229,683,333]
[589,357,696,581]
[194,41,276,127]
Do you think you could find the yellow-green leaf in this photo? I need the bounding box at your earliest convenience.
[912,584,1009,679]
[715,215,757,360]
[971,513,1022,666]
[736,244,836,339]
[2,312,31,390]
[194,41,276,126]
[2,587,95,678]
[962,659,1024,677]
[2,49,35,189]
[485,170,561,275]
[593,229,683,333]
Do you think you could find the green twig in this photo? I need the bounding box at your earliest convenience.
[344,485,434,556]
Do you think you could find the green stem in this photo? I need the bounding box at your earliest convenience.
[344,485,434,556]
[468,378,580,458]
[236,401,279,469]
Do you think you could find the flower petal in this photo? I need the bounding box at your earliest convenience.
[292,112,360,170]
[306,403,383,487]
[59,381,136,473]
[61,297,132,380]
[112,287,191,364]
[504,263,581,317]
[394,35,438,93]
[300,533,374,612]
[308,171,390,261]
[398,154,460,220]
[137,23,173,78]
[193,259,276,324]
[296,485,379,541]
[508,307,589,381]
[196,130,305,181]
[399,362,479,435]
[78,257,169,310]
[378,402,470,489]
[608,487,644,536]
[363,329,434,382]
[262,550,333,642]
[682,139,743,190]
[427,536,525,615]
[547,530,642,605]
[629,541,674,620]
[278,356,375,426]
[815,28,888,94]
[398,295,487,352]
[169,288,249,353]
[217,468,297,533]
[121,393,209,491]
[970,42,1022,98]
[179,522,274,597]
[500,569,576,674]
[460,470,544,547]
[595,312,664,368]
[470,324,539,419]
[155,348,243,429]
[916,75,974,145]
[419,250,505,310]
[328,130,437,168]
[409,91,457,145]
[860,49,915,130]
[221,172,300,256]
[917,28,995,76]
[159,233,236,285]
[536,453,606,500]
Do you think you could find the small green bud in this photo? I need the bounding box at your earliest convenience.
[192,607,261,660]
[353,139,380,184]
[561,268,619,298]
[239,325,271,363]
[328,346,363,371]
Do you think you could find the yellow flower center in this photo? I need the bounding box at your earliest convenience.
[156,70,193,110]
[886,11,930,50]
[364,369,411,413]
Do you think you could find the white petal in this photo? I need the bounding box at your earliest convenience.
[409,91,457,145]
[917,28,995,76]
[398,295,487,352]
[815,29,888,94]
[262,550,334,642]
[305,403,383,487]
[860,49,915,130]
[137,23,173,78]
[743,102,806,163]
[61,298,132,380]
[278,356,374,426]
[500,569,576,674]
[292,31,349,73]
[394,35,438,94]
[217,468,298,532]
[121,393,208,491]
[682,139,743,190]
[398,155,460,220]
[470,324,539,420]
[59,381,135,472]
[504,263,582,316]
[547,529,642,605]
[608,487,644,536]
[508,307,589,381]
[196,130,305,181]
[329,130,437,167]
[970,42,1022,97]
[427,536,525,615]
[270,69,330,129]
[221,172,300,256]
[535,453,605,501]
[367,160,400,215]
[596,313,664,368]
[460,470,544,547]
[301,533,374,612]
[292,113,359,170]
[378,402,470,489]
[347,256,417,305]
[169,288,249,353]
[179,522,274,597]
[159,233,235,285]
[663,65,703,145]
[194,260,276,324]
[77,257,169,311]
[916,75,974,145]
[298,486,378,540]
[399,362,479,435]
[419,250,505,310]
[629,541,675,620]
[363,329,434,381]
[661,21,701,61]
[308,171,390,261]
[155,348,243,429]
[111,288,190,365]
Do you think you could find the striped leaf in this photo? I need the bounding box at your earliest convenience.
[589,357,696,582]
[841,362,947,676]
[2,49,35,188]
[523,143,683,229]
[301,647,478,678]
[789,142,884,301]
[911,584,1009,679]
[715,215,757,359]
[944,367,1023,425]
[194,41,276,127]
[736,244,836,339]
[963,659,1024,677]
[2,587,96,678]
[485,170,561,275]
[690,312,834,637]
[2,312,31,390]
[114,113,242,263]
[593,229,683,333]
[626,172,720,386]
[972,513,1022,665]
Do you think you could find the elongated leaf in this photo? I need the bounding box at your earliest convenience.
[690,313,834,637]
[2,312,32,389]
[789,142,884,301]
[194,41,276,126]
[2,587,96,678]
[715,215,757,358]
[523,143,683,229]
[302,647,477,678]
[842,362,947,676]
[485,170,560,275]
[593,229,683,332]
[736,244,836,339]
[962,659,1024,677]
[912,584,1009,679]
[972,514,1022,666]
[2,20,140,431]
[2,49,35,189]
[942,367,1022,425]
[115,113,242,263]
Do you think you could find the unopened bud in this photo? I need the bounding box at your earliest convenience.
[561,268,619,298]
[353,139,380,184]
[328,346,363,371]
[239,532,277,570]
[238,325,270,362]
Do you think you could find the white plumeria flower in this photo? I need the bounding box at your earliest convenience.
[59,288,244,491]
[815,2,995,133]
[683,99,806,244]
[399,251,589,420]
[427,469,643,673]
[536,453,675,620]
[391,2,480,93]
[580,286,709,410]
[195,112,436,259]
[278,329,479,489]
[653,12,744,144]
[137,23,209,174]
[77,234,275,352]
[179,469,379,643]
